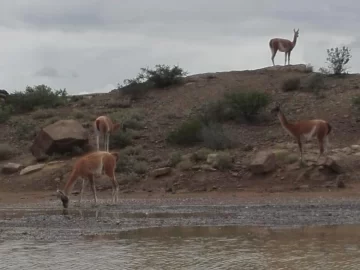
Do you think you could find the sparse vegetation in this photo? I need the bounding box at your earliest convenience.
[32,109,56,120]
[168,152,182,167]
[167,118,203,146]
[7,85,68,113]
[133,161,148,174]
[323,46,352,75]
[177,159,193,171]
[0,143,14,160]
[305,64,313,73]
[213,152,233,171]
[0,105,12,123]
[118,64,188,99]
[352,95,360,110]
[200,123,233,150]
[109,131,133,149]
[13,120,37,141]
[282,77,301,92]
[224,91,271,121]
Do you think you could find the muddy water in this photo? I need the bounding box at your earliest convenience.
[1,225,360,269]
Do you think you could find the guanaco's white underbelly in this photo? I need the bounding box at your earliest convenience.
[301,126,317,141]
[92,160,104,176]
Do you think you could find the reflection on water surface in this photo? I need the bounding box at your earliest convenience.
[1,224,360,269]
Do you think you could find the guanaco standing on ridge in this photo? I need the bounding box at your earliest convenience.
[271,104,332,163]
[57,151,120,208]
[94,116,126,152]
[269,29,299,66]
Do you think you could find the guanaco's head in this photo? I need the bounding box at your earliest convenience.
[113,122,127,133]
[293,28,299,38]
[57,190,69,208]
[110,152,120,162]
[270,103,281,115]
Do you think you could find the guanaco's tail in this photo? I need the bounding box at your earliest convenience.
[327,122,332,135]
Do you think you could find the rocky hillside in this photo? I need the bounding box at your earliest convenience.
[1,64,360,195]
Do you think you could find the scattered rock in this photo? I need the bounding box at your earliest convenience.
[2,163,23,174]
[150,167,172,178]
[341,147,352,155]
[351,145,360,151]
[249,151,276,174]
[324,156,344,174]
[19,163,46,176]
[336,175,346,188]
[30,119,89,161]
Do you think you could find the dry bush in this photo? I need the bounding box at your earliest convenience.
[0,144,14,160]
[32,109,56,120]
[282,77,301,92]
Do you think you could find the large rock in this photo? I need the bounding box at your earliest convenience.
[249,151,276,174]
[30,119,89,160]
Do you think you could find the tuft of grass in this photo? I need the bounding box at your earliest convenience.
[0,143,14,160]
[168,152,182,167]
[191,148,212,162]
[352,95,360,110]
[32,109,56,120]
[109,131,133,149]
[200,123,233,150]
[282,77,301,92]
[177,159,193,171]
[133,161,148,174]
[167,118,203,146]
[305,64,313,73]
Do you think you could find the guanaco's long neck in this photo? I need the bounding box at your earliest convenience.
[278,110,294,134]
[292,34,298,48]
[63,169,78,196]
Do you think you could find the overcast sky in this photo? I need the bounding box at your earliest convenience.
[0,0,359,95]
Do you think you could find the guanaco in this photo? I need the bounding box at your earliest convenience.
[57,151,120,208]
[269,29,299,66]
[271,104,332,163]
[94,116,126,152]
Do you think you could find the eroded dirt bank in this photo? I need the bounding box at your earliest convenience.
[1,189,360,241]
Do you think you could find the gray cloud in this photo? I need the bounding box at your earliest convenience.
[35,66,60,77]
[0,1,359,94]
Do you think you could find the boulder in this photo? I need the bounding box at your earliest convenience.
[249,151,276,174]
[30,119,89,160]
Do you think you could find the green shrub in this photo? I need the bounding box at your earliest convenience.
[224,91,271,121]
[0,105,12,123]
[200,122,233,150]
[282,77,301,92]
[166,118,203,146]
[133,161,148,174]
[118,64,188,98]
[109,131,132,149]
[325,46,352,75]
[7,85,67,113]
[197,100,235,124]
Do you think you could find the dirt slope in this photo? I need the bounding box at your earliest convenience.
[1,64,360,195]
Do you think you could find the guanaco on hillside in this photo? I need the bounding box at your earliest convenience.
[271,104,332,163]
[269,28,299,66]
[57,151,120,208]
[94,115,126,152]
